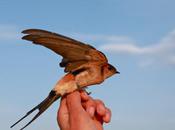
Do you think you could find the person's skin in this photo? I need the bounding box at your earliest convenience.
[57,91,111,130]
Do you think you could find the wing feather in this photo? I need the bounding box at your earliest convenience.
[22,29,95,49]
[22,29,107,72]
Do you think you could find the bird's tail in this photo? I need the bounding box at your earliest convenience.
[10,90,60,130]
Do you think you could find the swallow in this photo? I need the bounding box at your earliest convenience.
[11,29,119,130]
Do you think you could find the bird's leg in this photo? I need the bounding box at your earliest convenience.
[78,86,92,95]
[86,90,92,95]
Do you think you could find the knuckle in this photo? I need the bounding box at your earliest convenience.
[95,99,105,106]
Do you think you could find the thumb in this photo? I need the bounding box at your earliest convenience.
[66,91,83,113]
[57,97,69,130]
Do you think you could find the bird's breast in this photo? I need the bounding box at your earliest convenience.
[75,69,100,87]
[75,70,89,85]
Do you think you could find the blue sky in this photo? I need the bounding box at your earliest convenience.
[0,0,175,130]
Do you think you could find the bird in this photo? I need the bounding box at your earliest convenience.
[10,29,119,130]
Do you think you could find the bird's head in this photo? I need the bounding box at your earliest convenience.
[102,63,119,79]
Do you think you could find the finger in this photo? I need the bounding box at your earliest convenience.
[103,108,111,123]
[57,97,68,119]
[66,91,91,129]
[86,106,95,118]
[94,113,103,124]
[80,90,89,101]
[66,91,82,113]
[57,96,69,129]
[82,97,96,117]
[95,99,106,117]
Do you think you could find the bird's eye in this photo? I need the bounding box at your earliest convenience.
[108,65,113,70]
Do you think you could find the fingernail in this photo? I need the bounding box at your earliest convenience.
[103,113,111,123]
[87,107,95,117]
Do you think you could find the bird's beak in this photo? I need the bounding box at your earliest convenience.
[116,70,120,74]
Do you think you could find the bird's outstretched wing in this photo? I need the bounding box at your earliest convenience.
[22,29,108,72]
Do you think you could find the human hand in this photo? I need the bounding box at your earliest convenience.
[57,91,111,130]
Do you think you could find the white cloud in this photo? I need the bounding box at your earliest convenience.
[100,43,144,54]
[73,29,175,67]
[99,30,175,56]
[0,24,20,40]
[168,56,175,65]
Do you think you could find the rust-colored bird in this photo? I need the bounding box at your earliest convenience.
[11,29,119,130]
